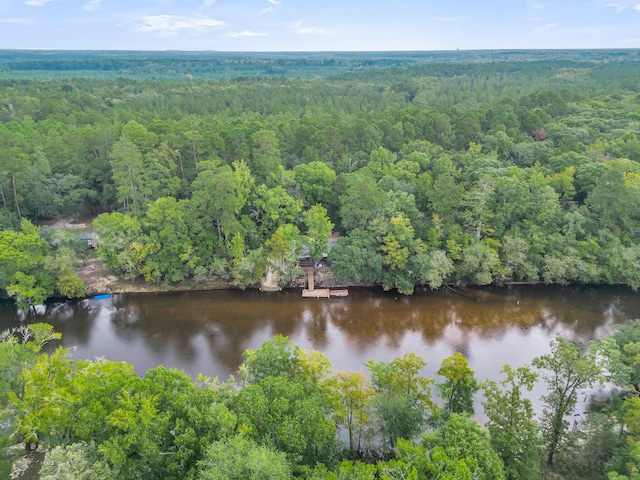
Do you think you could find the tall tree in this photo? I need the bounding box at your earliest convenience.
[191,160,244,245]
[0,146,30,220]
[366,353,436,450]
[240,335,303,384]
[422,414,505,480]
[198,435,291,480]
[233,375,337,471]
[0,220,54,309]
[303,204,334,262]
[141,196,195,283]
[532,337,600,465]
[293,161,337,206]
[483,365,542,480]
[109,136,148,213]
[330,371,374,454]
[436,352,479,418]
[92,212,142,273]
[250,129,282,186]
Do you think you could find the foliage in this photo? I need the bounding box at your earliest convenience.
[483,365,543,480]
[608,319,640,393]
[330,371,375,454]
[377,438,472,479]
[55,273,87,298]
[39,442,115,480]
[422,413,505,480]
[3,52,640,293]
[436,352,479,418]
[6,271,50,310]
[304,204,334,261]
[554,412,624,480]
[366,353,436,450]
[197,435,291,480]
[0,323,60,405]
[5,323,640,479]
[0,219,62,307]
[233,375,338,470]
[240,334,303,384]
[532,337,600,465]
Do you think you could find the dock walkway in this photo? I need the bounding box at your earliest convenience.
[301,267,348,298]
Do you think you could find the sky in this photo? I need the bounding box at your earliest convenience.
[0,0,639,51]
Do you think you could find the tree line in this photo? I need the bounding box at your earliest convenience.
[1,55,640,303]
[2,322,640,479]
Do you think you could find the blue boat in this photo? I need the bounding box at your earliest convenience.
[93,293,111,300]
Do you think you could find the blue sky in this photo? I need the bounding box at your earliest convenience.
[0,0,639,51]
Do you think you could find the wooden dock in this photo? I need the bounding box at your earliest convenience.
[302,288,349,298]
[302,267,348,298]
[302,288,330,298]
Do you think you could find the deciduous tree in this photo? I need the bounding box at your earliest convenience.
[532,337,600,465]
[483,365,542,480]
[436,352,479,418]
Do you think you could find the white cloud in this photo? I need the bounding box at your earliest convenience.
[223,30,268,38]
[83,0,101,11]
[24,0,55,6]
[527,1,543,20]
[293,20,327,35]
[533,22,557,33]
[201,0,216,7]
[0,17,34,24]
[602,1,640,11]
[260,0,280,15]
[139,15,226,34]
[605,3,626,12]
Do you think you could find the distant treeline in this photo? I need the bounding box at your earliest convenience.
[1,48,639,80]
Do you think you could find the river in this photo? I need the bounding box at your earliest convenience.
[1,285,639,414]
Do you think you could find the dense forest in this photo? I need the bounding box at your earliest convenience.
[1,322,640,479]
[2,49,640,478]
[2,50,640,305]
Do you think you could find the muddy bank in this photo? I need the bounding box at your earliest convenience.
[78,258,365,296]
[78,257,230,295]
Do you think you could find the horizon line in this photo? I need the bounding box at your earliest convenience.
[1,47,639,54]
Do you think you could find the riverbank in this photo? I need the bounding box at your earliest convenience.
[78,257,233,295]
[78,257,367,296]
[76,256,628,299]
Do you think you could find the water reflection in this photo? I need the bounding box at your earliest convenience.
[0,285,638,384]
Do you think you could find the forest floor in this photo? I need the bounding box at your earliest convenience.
[8,446,43,480]
[40,215,93,230]
[76,256,119,294]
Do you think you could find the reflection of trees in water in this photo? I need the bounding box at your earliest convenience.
[41,299,99,348]
[111,293,205,367]
[328,287,629,351]
[106,290,322,377]
[1,286,635,381]
[109,295,143,349]
[201,327,246,378]
[300,302,334,349]
[0,298,101,349]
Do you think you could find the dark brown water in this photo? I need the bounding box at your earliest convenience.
[1,285,638,388]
